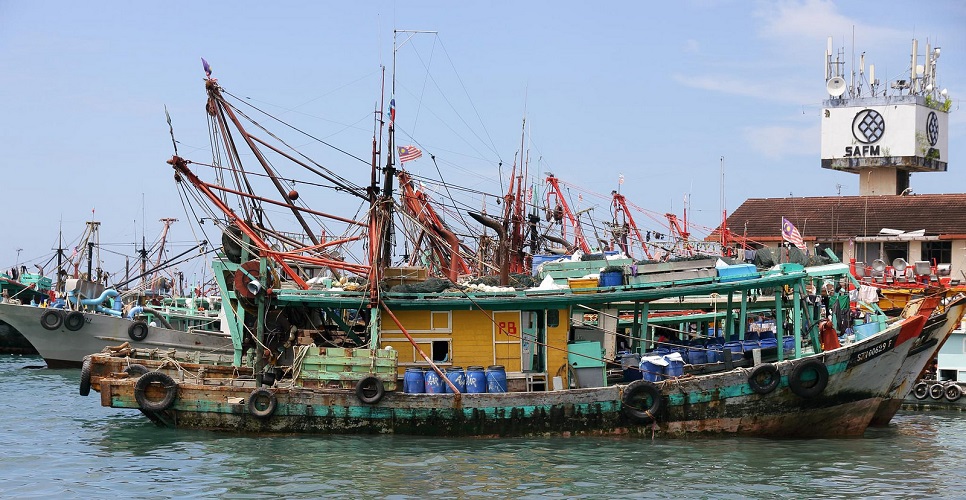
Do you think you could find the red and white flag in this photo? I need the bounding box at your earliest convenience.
[397,145,422,163]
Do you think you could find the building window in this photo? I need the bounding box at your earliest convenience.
[815,242,843,260]
[922,241,952,265]
[882,242,908,265]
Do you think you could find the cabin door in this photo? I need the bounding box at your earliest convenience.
[493,311,522,372]
[520,311,545,372]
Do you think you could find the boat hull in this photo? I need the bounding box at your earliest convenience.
[92,315,926,438]
[868,295,966,426]
[0,302,233,367]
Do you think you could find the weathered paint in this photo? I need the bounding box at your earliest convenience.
[91,314,927,438]
[869,295,966,426]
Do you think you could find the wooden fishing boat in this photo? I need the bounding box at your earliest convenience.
[86,256,932,437]
[83,65,935,438]
[868,293,966,425]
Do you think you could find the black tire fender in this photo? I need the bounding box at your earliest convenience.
[748,363,781,395]
[913,381,930,400]
[79,357,92,396]
[788,360,829,399]
[124,364,149,377]
[929,383,945,400]
[40,309,64,330]
[64,311,85,331]
[128,321,149,341]
[248,388,278,418]
[622,379,663,424]
[134,371,178,411]
[945,384,963,402]
[355,376,385,405]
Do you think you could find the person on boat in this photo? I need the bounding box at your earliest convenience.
[818,317,841,350]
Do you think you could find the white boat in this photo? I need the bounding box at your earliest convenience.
[0,301,233,368]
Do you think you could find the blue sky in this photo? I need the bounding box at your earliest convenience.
[1,0,964,280]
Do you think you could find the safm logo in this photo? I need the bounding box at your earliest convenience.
[845,109,883,157]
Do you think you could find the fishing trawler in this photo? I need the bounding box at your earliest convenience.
[80,62,952,438]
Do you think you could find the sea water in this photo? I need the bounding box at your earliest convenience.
[1,354,964,498]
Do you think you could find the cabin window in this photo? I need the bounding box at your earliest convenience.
[547,310,559,328]
[921,241,952,266]
[431,340,450,363]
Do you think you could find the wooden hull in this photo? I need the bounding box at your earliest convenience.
[91,315,927,438]
[0,302,233,367]
[868,295,966,426]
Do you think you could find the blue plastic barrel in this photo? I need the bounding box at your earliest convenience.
[706,347,721,363]
[424,369,445,394]
[403,368,425,394]
[599,271,623,287]
[687,348,708,365]
[444,366,466,393]
[741,340,761,352]
[620,353,643,382]
[782,336,796,352]
[723,341,744,355]
[759,329,776,340]
[759,338,779,351]
[486,365,508,393]
[465,366,486,393]
[664,355,684,378]
[640,359,665,382]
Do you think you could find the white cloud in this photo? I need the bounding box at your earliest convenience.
[755,0,905,49]
[673,73,814,104]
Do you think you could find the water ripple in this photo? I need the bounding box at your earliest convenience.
[2,355,965,498]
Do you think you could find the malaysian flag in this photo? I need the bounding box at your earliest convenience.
[781,217,806,250]
[389,98,396,127]
[397,145,422,163]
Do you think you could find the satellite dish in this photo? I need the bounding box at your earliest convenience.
[827,77,847,97]
[872,259,886,272]
[892,258,908,272]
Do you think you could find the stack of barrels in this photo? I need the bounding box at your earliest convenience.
[403,365,507,394]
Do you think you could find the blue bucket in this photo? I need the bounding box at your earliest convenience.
[664,356,684,378]
[403,368,425,394]
[485,365,507,393]
[445,367,466,393]
[687,348,708,365]
[424,369,445,394]
[599,271,623,287]
[641,359,665,382]
[465,366,486,393]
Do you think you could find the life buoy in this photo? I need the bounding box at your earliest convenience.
[40,309,64,330]
[788,360,829,398]
[355,376,385,404]
[134,371,178,411]
[124,364,149,377]
[128,321,149,341]
[748,363,781,394]
[929,383,945,400]
[79,357,92,396]
[248,388,278,418]
[622,379,662,424]
[913,381,930,400]
[64,311,85,331]
[945,384,963,402]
